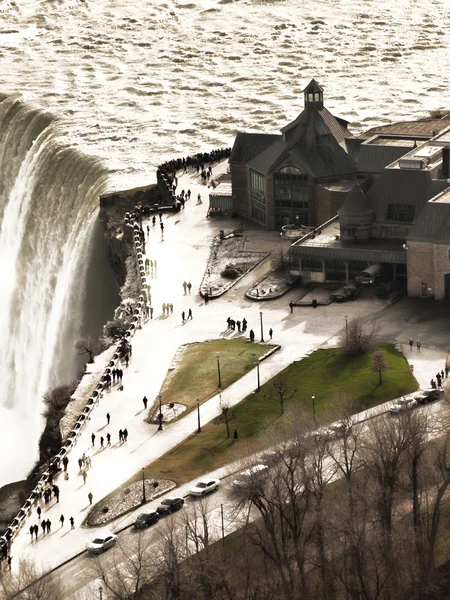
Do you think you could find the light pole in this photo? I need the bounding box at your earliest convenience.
[197,399,201,433]
[99,587,103,600]
[158,394,163,431]
[260,311,264,342]
[311,394,316,425]
[141,468,146,504]
[345,315,348,343]
[217,354,222,389]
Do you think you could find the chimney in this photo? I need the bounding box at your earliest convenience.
[443,147,450,179]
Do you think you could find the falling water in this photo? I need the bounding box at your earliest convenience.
[0,97,110,485]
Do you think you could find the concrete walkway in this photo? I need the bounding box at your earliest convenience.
[9,164,447,576]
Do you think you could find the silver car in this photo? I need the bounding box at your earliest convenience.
[87,532,117,554]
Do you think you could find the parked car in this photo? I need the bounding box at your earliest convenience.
[156,496,185,514]
[233,464,269,488]
[87,532,117,554]
[189,479,220,497]
[388,396,418,414]
[414,389,442,404]
[134,511,160,529]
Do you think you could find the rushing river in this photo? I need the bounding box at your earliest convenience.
[0,0,449,485]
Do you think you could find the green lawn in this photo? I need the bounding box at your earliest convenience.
[148,344,418,484]
[156,338,271,414]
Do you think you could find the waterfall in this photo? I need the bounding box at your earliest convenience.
[0,97,110,485]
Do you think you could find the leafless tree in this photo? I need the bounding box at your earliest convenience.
[0,559,68,600]
[339,317,379,356]
[264,380,297,416]
[75,337,97,363]
[371,351,388,384]
[219,400,236,439]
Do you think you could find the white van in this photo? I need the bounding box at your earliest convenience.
[232,464,269,488]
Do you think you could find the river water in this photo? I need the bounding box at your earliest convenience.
[0,0,449,485]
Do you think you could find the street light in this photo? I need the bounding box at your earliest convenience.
[260,311,264,342]
[217,354,222,389]
[141,468,146,504]
[345,315,348,343]
[311,394,316,424]
[197,399,201,433]
[158,394,163,431]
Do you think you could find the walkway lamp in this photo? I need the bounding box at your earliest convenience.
[197,400,201,433]
[217,354,222,389]
[260,311,264,342]
[158,394,163,431]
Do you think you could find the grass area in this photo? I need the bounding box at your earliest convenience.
[158,338,271,413]
[148,344,418,484]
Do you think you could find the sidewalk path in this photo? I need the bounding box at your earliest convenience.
[10,164,447,575]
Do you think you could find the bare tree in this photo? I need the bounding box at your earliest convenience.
[103,318,130,341]
[75,337,97,363]
[371,351,388,384]
[264,380,297,416]
[219,400,236,439]
[339,317,379,355]
[0,559,68,599]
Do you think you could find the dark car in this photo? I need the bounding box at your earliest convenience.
[156,496,184,514]
[414,389,442,404]
[134,511,160,529]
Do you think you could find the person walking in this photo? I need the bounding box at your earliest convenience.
[7,556,12,570]
[182,311,185,323]
[53,485,60,502]
[269,328,273,339]
[119,429,123,442]
[78,458,83,471]
[37,506,41,520]
[41,520,46,535]
[188,308,193,320]
[183,281,187,294]
[106,412,110,425]
[143,396,148,409]
[106,433,111,446]
[249,329,255,342]
[46,519,51,533]
[187,282,192,294]
[91,433,95,447]
[123,428,128,442]
[88,492,93,505]
[242,318,247,332]
[152,215,156,227]
[417,340,421,351]
[59,515,65,528]
[160,222,164,233]
[409,338,414,350]
[70,517,75,530]
[62,456,69,471]
[289,301,294,314]
[236,320,241,332]
[82,471,87,484]
[125,354,129,367]
[29,525,34,541]
[159,212,163,222]
[100,436,104,448]
[169,303,173,314]
[33,524,39,540]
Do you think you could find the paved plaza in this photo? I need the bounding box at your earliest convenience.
[8,165,449,577]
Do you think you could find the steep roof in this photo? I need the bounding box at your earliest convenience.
[229,132,281,164]
[280,106,354,147]
[368,169,449,223]
[338,184,374,217]
[358,142,415,173]
[407,196,450,243]
[247,140,288,174]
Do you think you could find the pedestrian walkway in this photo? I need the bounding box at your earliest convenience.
[9,163,445,576]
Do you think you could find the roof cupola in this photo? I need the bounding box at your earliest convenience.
[303,79,324,109]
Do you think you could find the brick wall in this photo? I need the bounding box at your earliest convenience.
[407,241,435,297]
[230,163,249,217]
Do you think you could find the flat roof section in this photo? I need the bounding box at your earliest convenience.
[291,220,407,264]
[369,137,416,148]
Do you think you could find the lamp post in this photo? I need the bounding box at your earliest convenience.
[158,394,163,431]
[197,399,201,433]
[141,468,146,504]
[260,311,264,342]
[345,315,348,343]
[99,588,103,600]
[217,354,222,389]
[311,394,316,424]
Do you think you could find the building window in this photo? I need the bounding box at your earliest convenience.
[274,170,309,229]
[386,204,415,223]
[250,169,266,225]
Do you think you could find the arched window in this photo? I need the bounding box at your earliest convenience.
[279,166,302,174]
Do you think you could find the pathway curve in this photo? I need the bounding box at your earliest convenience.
[9,164,444,575]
